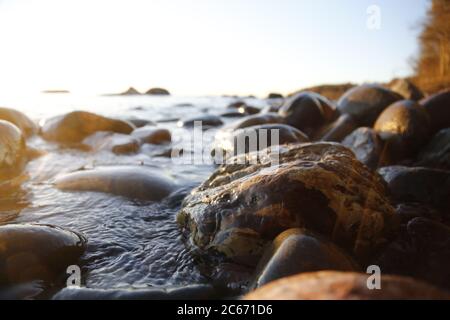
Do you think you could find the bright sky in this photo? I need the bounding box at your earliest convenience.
[0,0,429,97]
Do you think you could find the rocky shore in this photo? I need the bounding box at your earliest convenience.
[1,84,449,299]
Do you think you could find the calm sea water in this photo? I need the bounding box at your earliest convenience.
[0,93,268,292]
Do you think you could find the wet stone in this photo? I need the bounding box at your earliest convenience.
[342,127,384,170]
[374,100,431,163]
[0,120,28,181]
[420,89,450,134]
[337,84,403,126]
[415,128,450,170]
[83,132,140,154]
[177,115,224,128]
[41,111,135,143]
[244,271,450,300]
[0,224,86,285]
[178,142,396,280]
[0,107,38,138]
[252,228,359,289]
[131,126,172,145]
[55,165,177,201]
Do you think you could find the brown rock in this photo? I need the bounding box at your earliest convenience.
[374,100,431,163]
[244,271,450,300]
[131,126,171,145]
[0,120,27,181]
[316,114,358,142]
[41,111,135,143]
[0,107,38,137]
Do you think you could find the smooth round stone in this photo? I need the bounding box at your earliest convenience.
[374,100,431,163]
[378,166,450,211]
[212,124,309,159]
[0,224,86,285]
[52,284,226,300]
[178,143,396,272]
[337,84,403,126]
[387,78,424,101]
[244,271,450,300]
[83,132,140,154]
[342,127,384,169]
[316,114,358,142]
[420,89,450,134]
[0,107,38,137]
[131,126,171,145]
[278,92,330,135]
[238,105,260,115]
[55,166,177,201]
[177,115,224,128]
[374,217,450,290]
[41,111,135,143]
[145,87,170,95]
[252,229,359,289]
[0,120,27,181]
[227,101,246,109]
[226,113,285,131]
[415,128,450,170]
[394,202,443,226]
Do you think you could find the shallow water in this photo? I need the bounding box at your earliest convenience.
[0,93,270,294]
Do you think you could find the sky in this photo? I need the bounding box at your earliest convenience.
[0,0,429,97]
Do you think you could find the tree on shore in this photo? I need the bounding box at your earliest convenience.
[413,0,450,93]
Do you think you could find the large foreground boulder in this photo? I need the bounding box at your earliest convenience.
[55,166,177,201]
[244,271,450,300]
[0,224,86,285]
[178,143,397,275]
[41,111,135,143]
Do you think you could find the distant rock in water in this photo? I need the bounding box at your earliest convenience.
[55,165,177,201]
[0,107,38,137]
[40,111,135,143]
[0,120,27,181]
[145,88,170,96]
[119,87,141,95]
[41,90,70,94]
[83,132,140,154]
[178,115,224,128]
[267,93,283,99]
[131,126,171,145]
[0,224,86,285]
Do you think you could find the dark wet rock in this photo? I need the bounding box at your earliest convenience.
[415,128,450,170]
[420,89,450,133]
[55,165,177,201]
[244,271,450,300]
[267,93,283,99]
[119,87,141,95]
[41,111,135,143]
[387,78,424,101]
[374,100,431,163]
[145,88,170,95]
[131,126,171,145]
[377,166,450,211]
[278,92,333,136]
[239,105,260,115]
[178,143,396,276]
[126,118,155,128]
[226,113,285,131]
[342,127,384,169]
[82,132,140,155]
[178,115,224,128]
[252,229,359,289]
[316,114,358,142]
[337,84,403,126]
[0,224,86,285]
[227,101,246,110]
[0,107,38,137]
[220,111,246,118]
[0,120,27,181]
[52,284,228,300]
[261,104,282,114]
[394,203,443,226]
[212,124,309,159]
[374,217,450,290]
